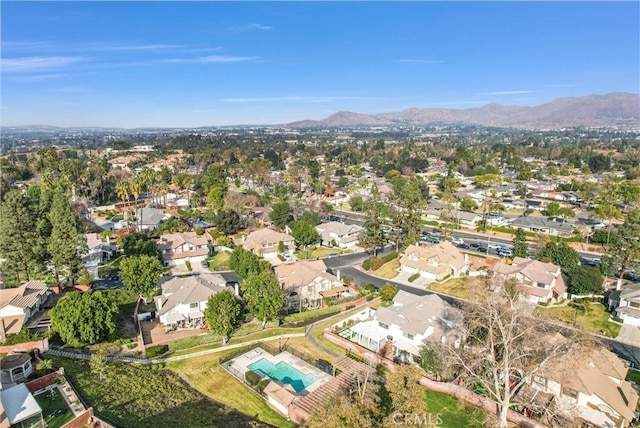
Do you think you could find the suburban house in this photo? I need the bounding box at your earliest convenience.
[614,284,640,327]
[242,228,296,260]
[524,345,638,428]
[155,272,240,328]
[0,281,51,342]
[82,233,118,276]
[315,221,364,249]
[274,260,347,310]
[0,382,42,427]
[508,216,575,236]
[136,207,171,231]
[343,291,463,363]
[158,232,211,267]
[457,211,483,227]
[490,257,568,304]
[399,242,468,282]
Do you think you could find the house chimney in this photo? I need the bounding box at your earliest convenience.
[616,277,623,291]
[234,283,240,296]
[106,235,111,245]
[336,269,341,281]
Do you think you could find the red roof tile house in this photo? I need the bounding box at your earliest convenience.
[490,257,568,304]
[399,242,468,282]
[158,232,212,267]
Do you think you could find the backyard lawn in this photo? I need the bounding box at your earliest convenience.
[533,301,621,337]
[375,259,400,279]
[167,351,296,428]
[34,387,74,428]
[48,355,273,428]
[424,389,486,428]
[208,251,230,271]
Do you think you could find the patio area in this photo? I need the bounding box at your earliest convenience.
[140,318,207,346]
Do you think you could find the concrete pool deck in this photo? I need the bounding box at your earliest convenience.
[222,348,331,395]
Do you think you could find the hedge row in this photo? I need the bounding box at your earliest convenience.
[363,252,398,271]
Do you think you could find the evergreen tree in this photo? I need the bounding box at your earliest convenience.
[511,228,529,258]
[47,184,87,286]
[0,190,40,285]
[119,255,163,302]
[362,184,386,256]
[204,290,243,344]
[241,271,283,328]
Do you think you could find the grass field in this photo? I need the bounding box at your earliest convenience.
[48,355,273,428]
[376,259,400,279]
[209,251,230,271]
[167,350,296,428]
[34,388,74,428]
[424,389,486,428]
[533,301,621,337]
[295,246,351,260]
[429,278,469,299]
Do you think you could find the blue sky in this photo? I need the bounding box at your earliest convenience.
[2,1,639,128]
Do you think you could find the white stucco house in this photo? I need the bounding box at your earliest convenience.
[274,260,347,310]
[0,281,51,342]
[399,242,468,282]
[155,272,240,327]
[615,284,640,327]
[342,291,463,363]
[490,257,568,304]
[524,345,638,428]
[315,221,364,249]
[158,231,212,267]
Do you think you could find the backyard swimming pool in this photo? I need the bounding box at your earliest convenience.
[248,358,318,393]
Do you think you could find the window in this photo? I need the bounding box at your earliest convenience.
[532,375,547,388]
[379,322,389,329]
[403,332,414,340]
[562,386,578,399]
[189,302,199,309]
[630,301,640,309]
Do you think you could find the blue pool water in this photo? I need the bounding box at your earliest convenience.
[248,358,317,392]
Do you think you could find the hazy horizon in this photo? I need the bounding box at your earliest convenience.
[2,2,639,128]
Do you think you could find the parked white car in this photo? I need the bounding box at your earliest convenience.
[452,237,464,245]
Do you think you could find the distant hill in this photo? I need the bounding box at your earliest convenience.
[287,93,640,129]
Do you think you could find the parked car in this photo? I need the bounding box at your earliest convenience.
[200,260,209,268]
[452,237,465,245]
[327,253,339,259]
[469,242,481,249]
[456,243,470,250]
[497,247,513,257]
[476,245,488,253]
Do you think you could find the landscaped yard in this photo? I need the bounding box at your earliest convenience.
[533,301,621,337]
[375,259,400,279]
[48,355,273,428]
[167,350,296,428]
[34,387,74,428]
[429,278,470,299]
[295,246,351,260]
[424,389,486,428]
[208,251,230,271]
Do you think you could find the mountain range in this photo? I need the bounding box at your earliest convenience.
[287,92,640,129]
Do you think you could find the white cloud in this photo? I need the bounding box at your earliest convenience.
[2,56,85,73]
[397,59,444,64]
[481,90,534,95]
[234,23,272,31]
[88,43,185,51]
[5,73,69,82]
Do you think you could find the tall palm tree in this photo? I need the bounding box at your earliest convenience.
[115,181,130,221]
[130,177,144,231]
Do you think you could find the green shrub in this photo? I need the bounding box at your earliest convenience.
[258,378,271,393]
[382,252,398,263]
[195,226,204,236]
[185,260,192,271]
[346,305,355,310]
[145,345,168,358]
[362,284,376,293]
[366,295,375,301]
[362,258,371,270]
[245,370,262,386]
[408,273,420,283]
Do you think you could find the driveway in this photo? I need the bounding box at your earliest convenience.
[393,271,432,289]
[616,324,640,347]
